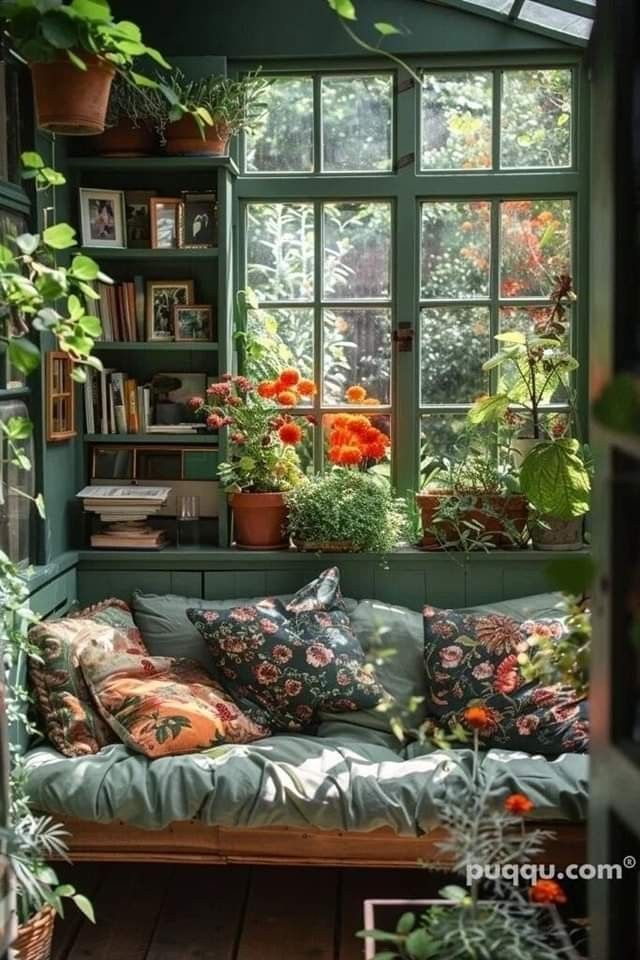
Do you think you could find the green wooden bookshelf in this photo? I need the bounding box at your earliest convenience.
[92,341,219,352]
[67,155,239,174]
[84,433,218,445]
[79,247,217,260]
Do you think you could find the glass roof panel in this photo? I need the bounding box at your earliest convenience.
[519,1,593,39]
[431,0,596,45]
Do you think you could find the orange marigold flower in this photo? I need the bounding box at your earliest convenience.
[346,385,367,403]
[529,880,566,905]
[504,793,534,816]
[257,380,278,399]
[297,378,316,397]
[277,390,298,407]
[279,367,300,387]
[362,440,388,462]
[336,445,363,465]
[346,415,372,437]
[332,414,350,429]
[463,705,493,731]
[278,422,303,445]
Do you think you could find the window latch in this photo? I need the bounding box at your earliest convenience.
[393,324,415,352]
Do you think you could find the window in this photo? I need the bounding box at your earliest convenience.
[238,61,583,491]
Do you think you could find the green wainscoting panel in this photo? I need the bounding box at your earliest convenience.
[170,572,204,597]
[29,568,77,619]
[184,451,218,481]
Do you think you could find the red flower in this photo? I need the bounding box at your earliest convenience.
[277,390,298,407]
[187,396,203,409]
[529,880,566,905]
[504,793,534,816]
[207,382,232,399]
[279,367,300,387]
[206,413,224,429]
[258,380,278,399]
[278,422,303,445]
[494,655,521,695]
[346,385,367,403]
[463,705,496,732]
[334,445,363,465]
[297,378,316,397]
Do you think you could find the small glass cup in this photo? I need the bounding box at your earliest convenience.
[176,495,200,548]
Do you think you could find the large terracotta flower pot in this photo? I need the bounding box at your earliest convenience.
[416,490,529,551]
[91,119,156,156]
[165,116,231,156]
[31,55,115,135]
[13,905,56,960]
[231,492,288,550]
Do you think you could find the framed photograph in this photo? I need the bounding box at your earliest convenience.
[174,304,213,342]
[146,280,194,341]
[150,197,182,250]
[182,192,217,248]
[125,189,157,248]
[79,188,126,248]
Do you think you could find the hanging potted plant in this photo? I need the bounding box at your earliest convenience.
[161,68,269,157]
[468,275,590,550]
[191,369,315,549]
[90,74,166,156]
[0,0,169,135]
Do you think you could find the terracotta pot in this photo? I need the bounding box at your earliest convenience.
[416,490,529,551]
[13,905,56,960]
[91,119,156,156]
[165,116,231,156]
[31,55,115,135]
[231,492,288,550]
[532,514,584,551]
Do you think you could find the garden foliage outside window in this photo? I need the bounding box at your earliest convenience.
[238,63,580,491]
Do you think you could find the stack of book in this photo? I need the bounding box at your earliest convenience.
[84,368,152,434]
[77,485,171,549]
[94,279,145,342]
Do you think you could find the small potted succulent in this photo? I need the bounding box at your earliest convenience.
[468,275,590,550]
[0,0,169,135]
[161,68,269,156]
[191,369,315,549]
[91,74,167,156]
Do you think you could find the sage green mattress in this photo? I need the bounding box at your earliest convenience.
[24,721,587,834]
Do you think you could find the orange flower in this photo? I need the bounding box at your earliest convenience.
[346,415,372,437]
[335,445,363,465]
[297,378,317,397]
[529,880,566,905]
[279,367,300,387]
[278,422,303,445]
[504,793,534,816]
[362,440,388,462]
[257,380,278,399]
[346,385,367,403]
[463,705,493,731]
[277,390,298,407]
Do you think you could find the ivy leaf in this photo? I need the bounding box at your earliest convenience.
[467,394,510,425]
[15,233,40,255]
[72,894,95,923]
[67,294,84,319]
[71,254,100,281]
[328,0,356,20]
[70,0,110,20]
[70,366,87,383]
[8,337,41,374]
[41,9,79,49]
[36,275,65,300]
[4,416,33,440]
[35,493,46,519]
[0,244,14,266]
[43,222,76,250]
[374,21,401,35]
[41,166,66,186]
[20,151,45,170]
[78,314,102,337]
[520,439,590,519]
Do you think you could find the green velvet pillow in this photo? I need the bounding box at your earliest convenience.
[187,568,386,732]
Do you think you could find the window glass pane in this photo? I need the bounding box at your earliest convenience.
[498,304,570,404]
[420,414,469,481]
[421,201,491,300]
[247,307,314,392]
[500,199,571,298]
[421,71,492,171]
[501,69,572,169]
[245,76,314,173]
[323,307,391,407]
[322,74,393,173]
[324,413,391,473]
[421,306,490,404]
[246,203,314,301]
[323,202,391,301]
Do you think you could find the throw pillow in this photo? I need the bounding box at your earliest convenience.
[80,649,269,758]
[422,605,588,755]
[28,603,148,757]
[187,567,386,732]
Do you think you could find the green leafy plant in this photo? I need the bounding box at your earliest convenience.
[0,0,168,81]
[161,68,270,138]
[286,469,408,552]
[519,438,590,520]
[104,72,167,137]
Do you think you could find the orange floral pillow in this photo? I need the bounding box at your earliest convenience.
[80,649,269,758]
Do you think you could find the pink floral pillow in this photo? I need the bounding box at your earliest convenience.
[422,606,588,754]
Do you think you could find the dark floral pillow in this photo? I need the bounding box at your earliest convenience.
[187,567,386,732]
[422,606,588,755]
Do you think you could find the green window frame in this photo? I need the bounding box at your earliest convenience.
[234,51,589,497]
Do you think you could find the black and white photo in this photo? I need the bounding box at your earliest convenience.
[79,188,126,248]
[182,193,217,247]
[146,280,194,341]
[174,304,213,342]
[125,189,156,248]
[150,197,181,249]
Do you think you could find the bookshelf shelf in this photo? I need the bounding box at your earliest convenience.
[80,247,217,260]
[84,433,218,445]
[68,155,239,175]
[93,341,219,352]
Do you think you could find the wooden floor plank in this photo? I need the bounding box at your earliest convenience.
[145,864,249,960]
[52,863,106,960]
[65,863,171,960]
[236,866,339,960]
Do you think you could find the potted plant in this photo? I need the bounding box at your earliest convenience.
[468,275,590,550]
[191,369,315,549]
[359,708,580,959]
[0,0,169,135]
[161,68,269,156]
[90,74,166,156]
[416,426,529,551]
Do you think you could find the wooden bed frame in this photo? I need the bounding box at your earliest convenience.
[60,818,586,869]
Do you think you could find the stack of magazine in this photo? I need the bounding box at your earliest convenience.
[77,485,171,549]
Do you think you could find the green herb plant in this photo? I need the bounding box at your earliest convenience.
[161,68,270,139]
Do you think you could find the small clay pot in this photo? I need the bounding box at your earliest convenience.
[416,490,530,551]
[165,116,231,156]
[532,515,584,551]
[231,492,288,550]
[31,54,115,135]
[92,119,156,156]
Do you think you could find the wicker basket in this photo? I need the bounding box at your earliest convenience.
[12,906,56,960]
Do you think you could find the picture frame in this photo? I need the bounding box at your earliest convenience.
[79,187,126,248]
[146,280,194,341]
[46,351,76,441]
[181,192,217,248]
[150,197,182,250]
[125,189,157,248]
[174,304,213,342]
